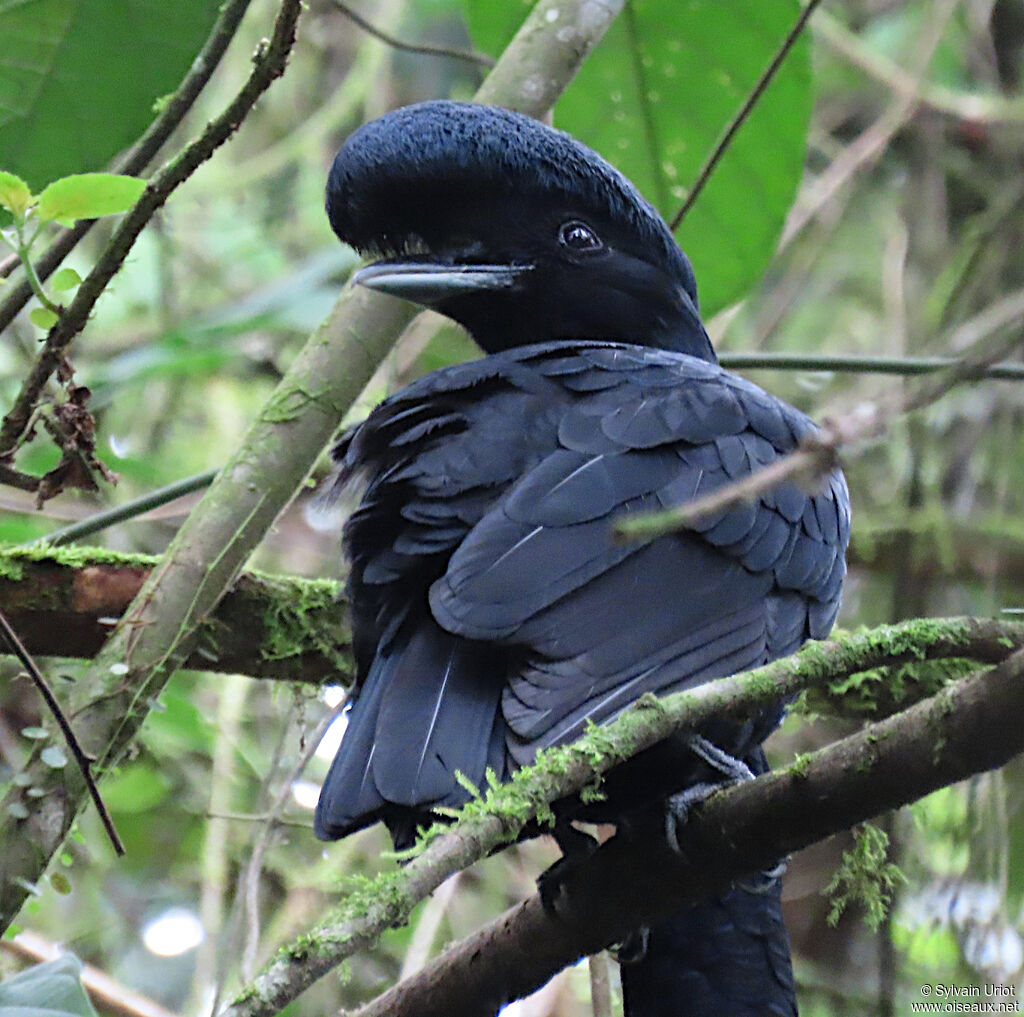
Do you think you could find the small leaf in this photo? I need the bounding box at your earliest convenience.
[50,872,72,895]
[0,170,32,218]
[20,726,48,740]
[37,173,145,226]
[7,802,28,819]
[40,745,68,768]
[51,267,82,292]
[29,306,59,329]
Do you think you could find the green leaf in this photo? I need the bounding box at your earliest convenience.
[465,0,812,317]
[20,727,48,740]
[50,268,81,292]
[49,872,72,895]
[29,307,58,330]
[39,746,67,769]
[0,953,99,1017]
[0,0,222,188]
[0,170,32,218]
[36,174,145,226]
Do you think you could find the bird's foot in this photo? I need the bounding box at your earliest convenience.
[614,926,650,965]
[537,822,599,916]
[668,736,788,891]
[737,857,789,894]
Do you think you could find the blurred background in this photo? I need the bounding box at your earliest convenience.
[2,0,1024,1013]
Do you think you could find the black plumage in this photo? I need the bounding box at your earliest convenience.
[315,100,850,1016]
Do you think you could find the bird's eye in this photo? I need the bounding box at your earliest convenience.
[558,220,602,253]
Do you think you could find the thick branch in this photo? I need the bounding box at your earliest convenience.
[0,547,350,682]
[0,0,626,933]
[354,648,1024,1017]
[218,617,1024,1016]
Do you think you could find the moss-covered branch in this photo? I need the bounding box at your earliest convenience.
[217,616,1024,1016]
[0,545,350,682]
[346,647,1024,1017]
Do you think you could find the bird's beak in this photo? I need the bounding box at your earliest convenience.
[353,261,529,307]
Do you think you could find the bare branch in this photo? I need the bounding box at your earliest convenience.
[329,0,494,68]
[670,0,825,230]
[0,609,124,856]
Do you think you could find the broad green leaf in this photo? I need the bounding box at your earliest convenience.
[464,0,812,317]
[0,170,32,218]
[36,173,145,226]
[0,953,99,1017]
[50,267,81,292]
[29,307,58,329]
[0,0,221,189]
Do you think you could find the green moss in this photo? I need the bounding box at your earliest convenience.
[257,573,349,672]
[0,542,158,572]
[823,822,905,930]
[789,752,813,779]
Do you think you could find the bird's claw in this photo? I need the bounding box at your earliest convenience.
[537,823,599,917]
[614,926,650,965]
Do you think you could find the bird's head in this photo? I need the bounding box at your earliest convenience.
[326,101,715,361]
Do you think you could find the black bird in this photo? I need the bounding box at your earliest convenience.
[315,100,849,1016]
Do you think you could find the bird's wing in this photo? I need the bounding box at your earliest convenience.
[423,343,849,762]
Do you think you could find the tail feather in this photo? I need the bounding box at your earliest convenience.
[621,881,796,1017]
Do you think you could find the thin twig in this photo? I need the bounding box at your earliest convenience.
[0,0,255,335]
[239,697,347,982]
[36,467,221,546]
[329,0,494,68]
[780,0,961,249]
[0,609,124,856]
[670,0,824,230]
[616,290,1024,543]
[718,351,1024,380]
[0,0,303,467]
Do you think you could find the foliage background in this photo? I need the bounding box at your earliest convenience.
[2,0,1024,1014]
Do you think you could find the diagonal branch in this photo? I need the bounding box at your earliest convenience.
[670,0,824,230]
[0,609,123,856]
[348,647,1024,1017]
[0,0,301,464]
[217,617,1024,1016]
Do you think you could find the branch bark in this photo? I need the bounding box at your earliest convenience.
[0,0,627,933]
[216,617,1024,1016]
[351,647,1024,1017]
[0,547,350,682]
